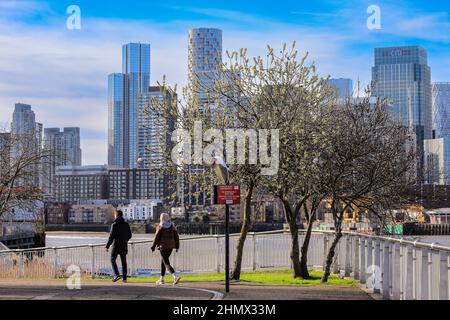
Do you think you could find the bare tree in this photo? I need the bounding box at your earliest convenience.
[320,91,417,282]
[0,129,53,220]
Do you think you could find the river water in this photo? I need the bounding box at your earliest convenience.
[45,232,153,248]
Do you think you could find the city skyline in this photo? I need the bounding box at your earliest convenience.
[0,0,449,164]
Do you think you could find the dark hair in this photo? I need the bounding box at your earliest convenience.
[116,210,123,217]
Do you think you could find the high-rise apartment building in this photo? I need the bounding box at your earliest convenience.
[10,103,42,187]
[108,43,151,168]
[43,127,82,197]
[137,86,176,169]
[108,73,124,167]
[184,28,223,208]
[432,82,450,139]
[188,28,222,110]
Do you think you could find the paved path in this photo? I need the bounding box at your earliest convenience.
[0,280,373,300]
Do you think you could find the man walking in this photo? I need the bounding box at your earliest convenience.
[106,210,132,283]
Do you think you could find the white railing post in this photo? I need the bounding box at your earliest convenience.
[90,245,95,279]
[130,243,135,277]
[420,248,430,300]
[439,251,449,300]
[392,243,401,300]
[344,236,351,277]
[373,240,381,294]
[53,247,58,279]
[382,241,391,300]
[360,238,366,284]
[252,233,257,271]
[353,237,360,280]
[216,236,221,273]
[18,252,25,279]
[404,245,414,300]
[323,235,329,271]
[366,239,373,289]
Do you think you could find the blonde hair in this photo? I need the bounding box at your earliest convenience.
[160,213,170,224]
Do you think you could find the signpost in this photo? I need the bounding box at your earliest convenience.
[213,185,241,293]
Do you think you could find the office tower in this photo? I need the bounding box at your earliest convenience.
[43,127,82,197]
[372,46,432,140]
[432,82,450,139]
[108,73,124,167]
[372,46,433,180]
[107,43,151,169]
[327,78,353,100]
[55,165,109,204]
[424,137,450,185]
[188,28,222,110]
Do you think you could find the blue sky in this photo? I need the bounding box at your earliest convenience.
[0,0,449,164]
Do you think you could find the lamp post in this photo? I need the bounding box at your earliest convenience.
[210,156,231,293]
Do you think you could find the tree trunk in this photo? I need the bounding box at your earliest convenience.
[288,219,302,278]
[321,230,343,283]
[231,181,254,280]
[299,217,314,279]
[281,199,302,278]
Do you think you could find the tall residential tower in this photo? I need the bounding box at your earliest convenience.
[108,43,151,168]
[43,127,82,197]
[188,28,222,112]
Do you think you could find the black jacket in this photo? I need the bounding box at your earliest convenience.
[106,216,132,254]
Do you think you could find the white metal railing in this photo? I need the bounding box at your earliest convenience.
[0,229,449,300]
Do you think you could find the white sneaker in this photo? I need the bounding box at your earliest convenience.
[173,276,181,286]
[156,278,165,285]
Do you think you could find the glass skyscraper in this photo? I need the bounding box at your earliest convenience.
[108,43,151,168]
[424,137,450,185]
[327,78,353,100]
[432,82,450,139]
[108,73,124,167]
[137,86,176,170]
[372,46,433,143]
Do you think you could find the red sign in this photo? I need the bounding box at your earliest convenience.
[214,185,241,205]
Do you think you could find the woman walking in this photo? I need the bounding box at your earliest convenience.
[151,213,181,285]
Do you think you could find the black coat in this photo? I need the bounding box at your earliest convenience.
[106,216,132,254]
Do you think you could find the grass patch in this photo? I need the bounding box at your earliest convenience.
[87,270,357,287]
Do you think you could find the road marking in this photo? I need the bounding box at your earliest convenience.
[32,292,60,300]
[175,286,224,300]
